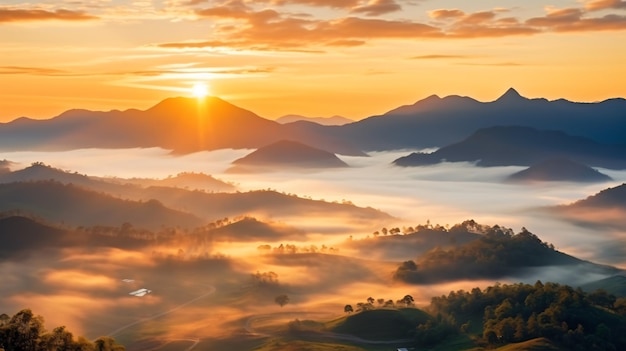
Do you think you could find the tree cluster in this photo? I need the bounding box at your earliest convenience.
[0,309,124,351]
[429,282,626,350]
[256,243,338,255]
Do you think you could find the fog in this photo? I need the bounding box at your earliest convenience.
[5,148,625,265]
[2,148,625,349]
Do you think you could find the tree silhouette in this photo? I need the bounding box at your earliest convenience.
[344,305,354,314]
[275,294,290,307]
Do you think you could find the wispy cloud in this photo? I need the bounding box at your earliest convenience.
[0,8,98,22]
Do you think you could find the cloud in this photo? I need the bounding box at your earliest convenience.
[429,9,465,20]
[410,54,470,59]
[351,0,402,16]
[0,8,98,22]
[0,66,69,76]
[526,7,626,32]
[585,0,626,11]
[153,3,626,52]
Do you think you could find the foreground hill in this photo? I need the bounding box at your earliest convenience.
[0,96,364,156]
[393,126,626,169]
[0,181,203,230]
[228,140,349,173]
[506,158,613,183]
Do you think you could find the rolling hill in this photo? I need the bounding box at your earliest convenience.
[393,126,626,169]
[393,224,619,285]
[549,183,626,229]
[0,181,204,230]
[506,158,613,183]
[276,114,353,126]
[228,140,349,173]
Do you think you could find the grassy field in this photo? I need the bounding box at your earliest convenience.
[326,308,432,341]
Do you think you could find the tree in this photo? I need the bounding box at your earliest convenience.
[275,294,289,307]
[401,294,415,307]
[344,305,354,314]
[367,297,375,305]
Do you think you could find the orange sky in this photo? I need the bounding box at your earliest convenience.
[1,0,626,122]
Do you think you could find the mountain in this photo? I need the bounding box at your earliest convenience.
[506,158,613,183]
[0,181,204,230]
[228,140,349,173]
[276,114,353,126]
[0,96,364,156]
[393,126,626,169]
[329,88,626,151]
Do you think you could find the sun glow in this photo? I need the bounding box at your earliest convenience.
[191,82,209,98]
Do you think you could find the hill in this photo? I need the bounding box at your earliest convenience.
[0,215,70,259]
[0,96,364,156]
[393,224,619,284]
[329,88,626,151]
[393,126,626,169]
[549,183,626,230]
[326,308,432,341]
[116,172,235,192]
[228,140,349,173]
[134,187,392,223]
[580,275,626,297]
[276,114,353,126]
[506,158,613,183]
[0,181,203,230]
[345,222,481,261]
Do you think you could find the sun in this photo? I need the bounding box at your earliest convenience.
[191,82,209,98]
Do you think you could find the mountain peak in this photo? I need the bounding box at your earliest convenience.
[496,87,526,102]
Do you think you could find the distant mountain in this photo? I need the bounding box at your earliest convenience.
[276,114,353,126]
[0,181,203,230]
[0,96,364,156]
[228,140,349,173]
[506,158,613,183]
[3,89,624,154]
[329,88,626,151]
[393,126,626,169]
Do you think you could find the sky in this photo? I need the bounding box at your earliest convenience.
[1,0,626,121]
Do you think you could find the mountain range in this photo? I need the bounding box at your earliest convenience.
[1,88,624,154]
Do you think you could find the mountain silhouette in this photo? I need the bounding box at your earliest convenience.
[0,96,364,156]
[276,114,353,126]
[506,158,613,183]
[328,88,626,150]
[393,126,626,169]
[228,140,349,173]
[2,89,624,153]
